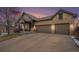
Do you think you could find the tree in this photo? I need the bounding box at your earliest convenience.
[0,8,10,35]
[0,7,21,35]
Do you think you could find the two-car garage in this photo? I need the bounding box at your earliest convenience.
[36,23,70,35]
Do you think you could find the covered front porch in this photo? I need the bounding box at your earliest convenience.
[18,21,32,32]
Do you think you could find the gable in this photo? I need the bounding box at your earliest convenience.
[23,14,32,22]
[19,18,25,23]
[52,12,75,24]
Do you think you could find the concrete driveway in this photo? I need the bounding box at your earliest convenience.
[0,33,79,52]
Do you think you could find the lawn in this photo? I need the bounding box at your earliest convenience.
[0,33,24,42]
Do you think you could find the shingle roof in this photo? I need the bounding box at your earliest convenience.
[36,9,77,22]
[17,12,38,23]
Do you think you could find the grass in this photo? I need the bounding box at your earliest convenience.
[0,33,24,42]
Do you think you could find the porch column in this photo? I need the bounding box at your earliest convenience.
[29,22,31,31]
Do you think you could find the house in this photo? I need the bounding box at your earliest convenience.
[15,12,37,32]
[34,9,77,35]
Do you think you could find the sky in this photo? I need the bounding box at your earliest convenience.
[0,7,79,23]
[18,7,79,19]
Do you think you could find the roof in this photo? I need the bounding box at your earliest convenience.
[17,12,38,23]
[22,13,38,21]
[37,15,53,21]
[36,9,77,22]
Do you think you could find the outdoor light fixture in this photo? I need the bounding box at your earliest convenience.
[51,25,55,32]
[70,24,74,31]
[32,25,36,32]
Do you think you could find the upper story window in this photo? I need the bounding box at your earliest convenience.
[59,12,63,20]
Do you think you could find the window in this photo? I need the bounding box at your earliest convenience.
[59,12,63,20]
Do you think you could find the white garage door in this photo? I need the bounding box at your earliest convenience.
[55,23,69,35]
[36,25,51,33]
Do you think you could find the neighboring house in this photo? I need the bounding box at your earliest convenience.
[34,9,77,35]
[15,12,37,32]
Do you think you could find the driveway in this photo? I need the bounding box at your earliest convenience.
[0,33,79,52]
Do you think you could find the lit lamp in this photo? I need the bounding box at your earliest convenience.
[70,24,74,31]
[51,25,55,33]
[32,25,36,32]
[70,24,74,34]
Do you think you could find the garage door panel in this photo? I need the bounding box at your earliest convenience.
[55,24,69,34]
[36,25,51,33]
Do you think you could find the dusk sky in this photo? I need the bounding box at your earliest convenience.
[0,7,79,22]
[18,7,79,19]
